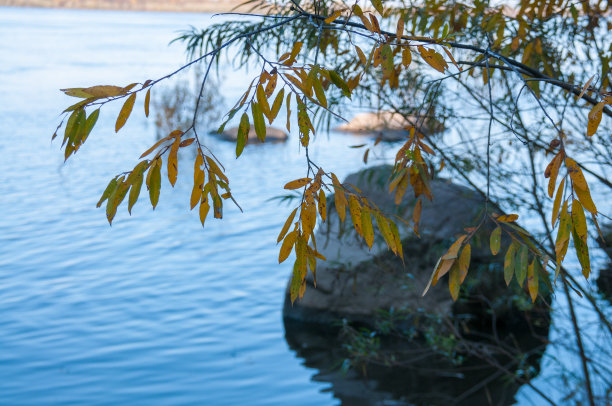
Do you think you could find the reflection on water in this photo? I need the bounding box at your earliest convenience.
[284,316,546,406]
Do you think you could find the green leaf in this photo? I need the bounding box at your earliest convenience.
[504,241,518,285]
[516,244,528,287]
[490,226,501,255]
[82,108,100,143]
[251,102,266,142]
[312,76,327,108]
[148,161,161,209]
[370,0,383,14]
[328,70,351,98]
[62,108,80,146]
[236,112,250,157]
[115,93,136,133]
[97,177,119,208]
[128,173,143,214]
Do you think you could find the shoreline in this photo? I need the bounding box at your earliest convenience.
[0,0,252,13]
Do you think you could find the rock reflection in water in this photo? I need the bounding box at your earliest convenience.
[284,317,547,406]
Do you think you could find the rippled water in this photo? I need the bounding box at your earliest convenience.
[0,6,610,406]
[0,7,382,405]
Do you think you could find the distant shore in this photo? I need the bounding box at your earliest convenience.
[0,0,252,13]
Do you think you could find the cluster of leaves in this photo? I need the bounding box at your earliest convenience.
[53,0,610,310]
[278,168,405,303]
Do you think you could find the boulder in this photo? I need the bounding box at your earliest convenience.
[334,111,444,141]
[283,165,549,332]
[282,165,551,405]
[219,126,288,143]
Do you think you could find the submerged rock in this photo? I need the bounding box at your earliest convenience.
[334,111,444,141]
[219,126,288,143]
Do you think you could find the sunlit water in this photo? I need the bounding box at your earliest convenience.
[0,7,609,405]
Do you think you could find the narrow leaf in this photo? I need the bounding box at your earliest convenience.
[115,93,136,132]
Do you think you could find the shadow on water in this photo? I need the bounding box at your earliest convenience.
[284,315,548,406]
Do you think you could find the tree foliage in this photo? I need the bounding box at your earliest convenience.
[52,1,610,402]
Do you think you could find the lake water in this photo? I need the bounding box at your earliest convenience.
[0,6,609,405]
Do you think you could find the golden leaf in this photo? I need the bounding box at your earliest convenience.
[278,208,298,243]
[497,214,519,222]
[144,88,151,117]
[284,178,312,190]
[115,93,136,133]
[167,137,180,186]
[527,260,538,303]
[504,241,518,285]
[348,195,363,236]
[324,10,342,24]
[586,101,604,137]
[441,235,467,260]
[551,178,565,227]
[279,231,297,263]
[140,135,173,159]
[361,206,374,250]
[199,198,210,227]
[318,190,327,222]
[457,243,471,284]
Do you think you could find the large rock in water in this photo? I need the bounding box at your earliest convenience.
[282,165,551,405]
[283,165,547,329]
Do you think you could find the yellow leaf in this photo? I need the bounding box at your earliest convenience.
[301,202,317,237]
[545,151,563,198]
[256,84,271,118]
[199,198,210,227]
[284,178,311,190]
[457,243,471,284]
[318,190,327,222]
[115,93,136,133]
[571,199,588,240]
[449,262,461,301]
[361,206,374,250]
[348,195,362,236]
[140,135,173,159]
[62,85,126,99]
[527,260,538,302]
[279,231,297,263]
[312,76,327,108]
[576,74,595,101]
[504,241,518,285]
[167,137,180,187]
[432,258,455,286]
[551,178,565,227]
[331,174,347,222]
[144,88,151,117]
[441,235,467,260]
[555,200,571,263]
[355,46,367,65]
[277,208,298,243]
[586,101,604,137]
[412,199,422,234]
[396,15,404,41]
[565,157,597,214]
[389,220,403,260]
[269,89,284,122]
[497,214,519,222]
[205,156,228,183]
[191,158,205,210]
[324,10,342,24]
[148,160,161,209]
[418,46,447,73]
[402,47,412,67]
